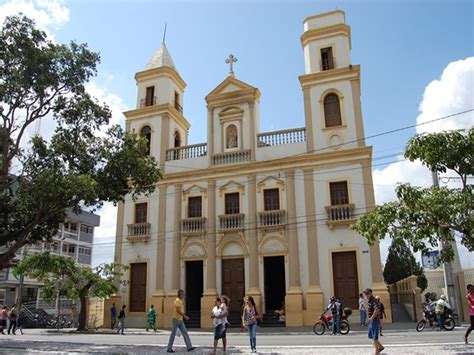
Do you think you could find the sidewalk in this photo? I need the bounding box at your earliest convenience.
[41,321,471,336]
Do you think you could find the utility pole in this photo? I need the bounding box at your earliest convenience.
[432,171,460,321]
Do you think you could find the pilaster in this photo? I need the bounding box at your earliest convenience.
[171,184,182,290]
[284,170,303,326]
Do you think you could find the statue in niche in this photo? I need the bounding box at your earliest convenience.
[226,125,238,148]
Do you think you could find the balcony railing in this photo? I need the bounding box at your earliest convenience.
[257,127,306,147]
[127,222,151,241]
[166,143,208,161]
[181,217,207,234]
[211,150,251,166]
[325,204,356,229]
[219,213,245,231]
[140,96,157,108]
[258,210,287,228]
[174,101,183,114]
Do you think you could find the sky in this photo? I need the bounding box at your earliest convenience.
[1,0,473,268]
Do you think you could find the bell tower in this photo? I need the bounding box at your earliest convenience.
[124,42,190,168]
[299,10,366,153]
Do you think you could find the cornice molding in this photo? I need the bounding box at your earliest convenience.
[300,23,351,48]
[134,66,186,90]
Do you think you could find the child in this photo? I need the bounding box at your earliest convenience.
[146,305,157,332]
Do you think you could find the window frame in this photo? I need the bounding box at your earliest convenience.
[187,196,203,218]
[134,202,148,224]
[329,181,350,206]
[224,192,240,215]
[263,188,280,211]
[323,93,343,128]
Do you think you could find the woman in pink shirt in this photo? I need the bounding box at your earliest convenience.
[465,284,474,345]
[0,306,8,334]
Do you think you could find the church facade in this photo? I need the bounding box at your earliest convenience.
[114,9,391,328]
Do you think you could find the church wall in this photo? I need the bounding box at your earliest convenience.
[256,142,307,161]
[309,80,358,152]
[129,116,163,160]
[294,169,311,294]
[304,36,351,74]
[312,163,373,301]
[304,11,345,31]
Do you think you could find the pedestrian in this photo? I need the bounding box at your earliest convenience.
[220,296,230,348]
[240,296,248,332]
[117,305,126,335]
[16,311,24,335]
[146,304,157,332]
[0,306,8,334]
[166,289,195,353]
[364,288,384,354]
[435,295,447,331]
[326,296,340,335]
[359,292,367,326]
[110,302,117,330]
[242,295,259,353]
[375,296,386,336]
[211,297,225,355]
[8,304,17,335]
[464,284,474,344]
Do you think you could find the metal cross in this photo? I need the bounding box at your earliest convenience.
[225,54,238,77]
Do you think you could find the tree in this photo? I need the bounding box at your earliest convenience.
[0,15,161,269]
[383,239,427,291]
[14,252,125,331]
[352,128,473,264]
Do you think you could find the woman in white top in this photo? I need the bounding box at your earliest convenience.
[210,297,226,355]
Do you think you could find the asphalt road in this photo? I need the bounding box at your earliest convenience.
[0,327,473,354]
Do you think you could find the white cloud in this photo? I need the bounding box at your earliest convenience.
[85,81,128,128]
[416,57,474,134]
[0,0,70,40]
[373,57,474,269]
[92,202,117,266]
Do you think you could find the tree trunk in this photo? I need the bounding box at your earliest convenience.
[77,294,88,331]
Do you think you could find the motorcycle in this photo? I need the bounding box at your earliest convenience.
[416,303,455,332]
[313,311,350,335]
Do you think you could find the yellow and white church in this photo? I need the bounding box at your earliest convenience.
[112,9,391,328]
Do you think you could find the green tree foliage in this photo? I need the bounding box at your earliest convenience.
[352,128,473,264]
[14,252,126,331]
[0,15,161,269]
[383,239,428,291]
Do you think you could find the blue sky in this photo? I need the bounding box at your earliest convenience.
[1,0,473,267]
[54,0,473,153]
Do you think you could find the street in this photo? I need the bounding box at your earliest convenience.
[0,326,473,354]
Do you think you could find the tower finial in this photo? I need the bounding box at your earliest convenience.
[162,22,167,44]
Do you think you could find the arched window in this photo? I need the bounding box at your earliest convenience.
[140,125,152,155]
[323,93,342,128]
[226,124,238,149]
[174,131,181,148]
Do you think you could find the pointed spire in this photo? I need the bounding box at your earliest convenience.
[144,42,176,71]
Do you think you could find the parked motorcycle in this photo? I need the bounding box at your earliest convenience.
[416,303,455,332]
[313,310,350,335]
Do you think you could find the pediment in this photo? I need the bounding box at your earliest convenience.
[182,184,207,200]
[206,76,258,99]
[219,180,245,196]
[257,176,285,193]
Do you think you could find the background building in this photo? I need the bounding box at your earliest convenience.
[115,9,391,328]
[0,210,100,310]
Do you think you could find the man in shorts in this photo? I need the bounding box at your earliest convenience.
[364,288,384,354]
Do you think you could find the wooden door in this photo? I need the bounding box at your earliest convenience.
[332,251,359,309]
[130,263,147,312]
[222,258,245,313]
